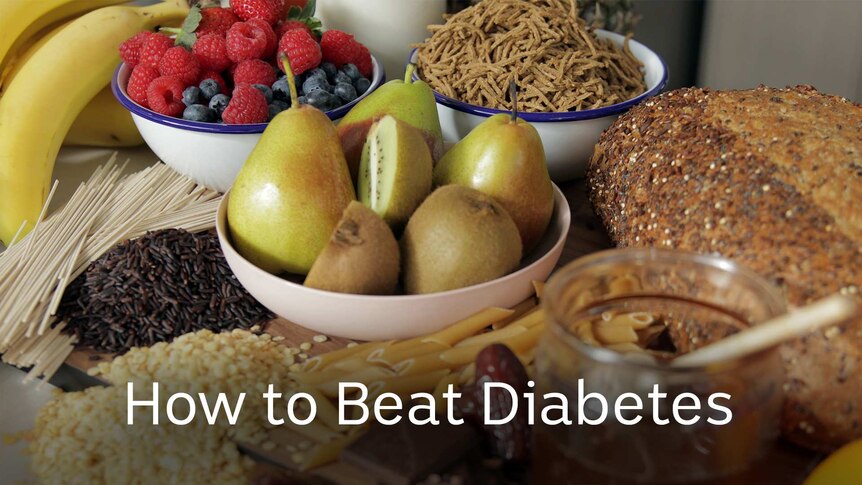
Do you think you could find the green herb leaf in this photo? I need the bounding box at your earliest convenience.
[184,5,203,34]
[172,5,201,49]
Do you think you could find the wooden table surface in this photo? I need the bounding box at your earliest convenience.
[63,179,822,484]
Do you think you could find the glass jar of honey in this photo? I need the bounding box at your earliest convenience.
[535,248,787,484]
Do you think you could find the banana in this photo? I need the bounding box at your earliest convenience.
[0,19,73,95]
[2,20,143,148]
[0,1,189,245]
[65,86,145,148]
[0,0,127,88]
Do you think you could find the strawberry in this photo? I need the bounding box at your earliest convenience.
[225,21,268,63]
[196,7,240,36]
[275,20,313,40]
[320,29,372,77]
[222,84,268,124]
[231,0,285,25]
[119,31,152,67]
[147,76,186,117]
[158,46,201,86]
[353,43,373,78]
[127,65,160,107]
[277,29,321,75]
[193,34,231,72]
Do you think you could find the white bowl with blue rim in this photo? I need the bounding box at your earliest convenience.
[112,56,385,192]
[410,30,667,181]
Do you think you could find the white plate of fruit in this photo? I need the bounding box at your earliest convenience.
[217,58,570,340]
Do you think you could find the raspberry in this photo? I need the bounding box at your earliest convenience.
[127,65,160,107]
[222,84,268,124]
[277,29,321,75]
[320,30,371,76]
[354,43,373,78]
[193,34,230,72]
[196,7,240,36]
[231,0,284,25]
[138,33,174,69]
[119,31,151,67]
[200,71,229,95]
[225,21,268,63]
[147,76,186,117]
[247,18,277,58]
[158,46,201,86]
[233,59,276,86]
[275,20,312,40]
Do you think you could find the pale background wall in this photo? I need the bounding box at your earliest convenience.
[697,0,862,101]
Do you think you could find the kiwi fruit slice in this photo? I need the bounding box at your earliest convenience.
[401,185,523,294]
[305,201,400,295]
[358,115,432,230]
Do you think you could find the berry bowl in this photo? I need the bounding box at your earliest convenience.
[112,56,385,193]
[216,185,571,341]
[409,30,667,182]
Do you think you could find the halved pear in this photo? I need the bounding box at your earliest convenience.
[358,115,432,230]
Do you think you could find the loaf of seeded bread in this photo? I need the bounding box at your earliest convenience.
[587,85,862,452]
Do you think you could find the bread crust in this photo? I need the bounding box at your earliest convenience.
[587,85,862,452]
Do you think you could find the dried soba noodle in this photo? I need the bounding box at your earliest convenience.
[415,0,646,112]
[0,157,221,381]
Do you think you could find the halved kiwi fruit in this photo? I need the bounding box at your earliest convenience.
[358,115,432,230]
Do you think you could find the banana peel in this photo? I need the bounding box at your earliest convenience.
[0,1,188,245]
[65,86,144,148]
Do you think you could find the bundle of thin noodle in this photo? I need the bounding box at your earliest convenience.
[415,0,646,112]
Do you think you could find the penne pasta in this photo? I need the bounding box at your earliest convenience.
[421,307,514,347]
[301,340,381,372]
[368,369,451,397]
[492,297,538,330]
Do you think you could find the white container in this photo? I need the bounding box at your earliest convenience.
[217,185,571,341]
[411,30,668,181]
[317,0,446,82]
[111,55,385,193]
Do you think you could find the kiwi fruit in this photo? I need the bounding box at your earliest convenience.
[304,201,400,295]
[358,115,432,230]
[401,185,523,294]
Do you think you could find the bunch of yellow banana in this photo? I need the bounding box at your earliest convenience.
[0,1,189,245]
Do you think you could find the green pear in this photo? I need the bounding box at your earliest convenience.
[433,85,554,252]
[337,64,443,180]
[228,54,355,276]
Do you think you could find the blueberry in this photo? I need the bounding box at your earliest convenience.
[307,90,342,112]
[302,76,331,95]
[272,78,291,102]
[198,79,220,101]
[307,68,327,82]
[182,104,214,122]
[208,94,230,115]
[268,100,290,120]
[341,63,361,81]
[321,62,338,80]
[252,84,273,104]
[334,71,352,86]
[182,86,201,107]
[334,82,357,103]
[354,77,371,95]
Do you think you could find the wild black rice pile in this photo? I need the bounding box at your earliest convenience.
[57,229,273,354]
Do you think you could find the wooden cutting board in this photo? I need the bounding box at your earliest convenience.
[61,180,820,484]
